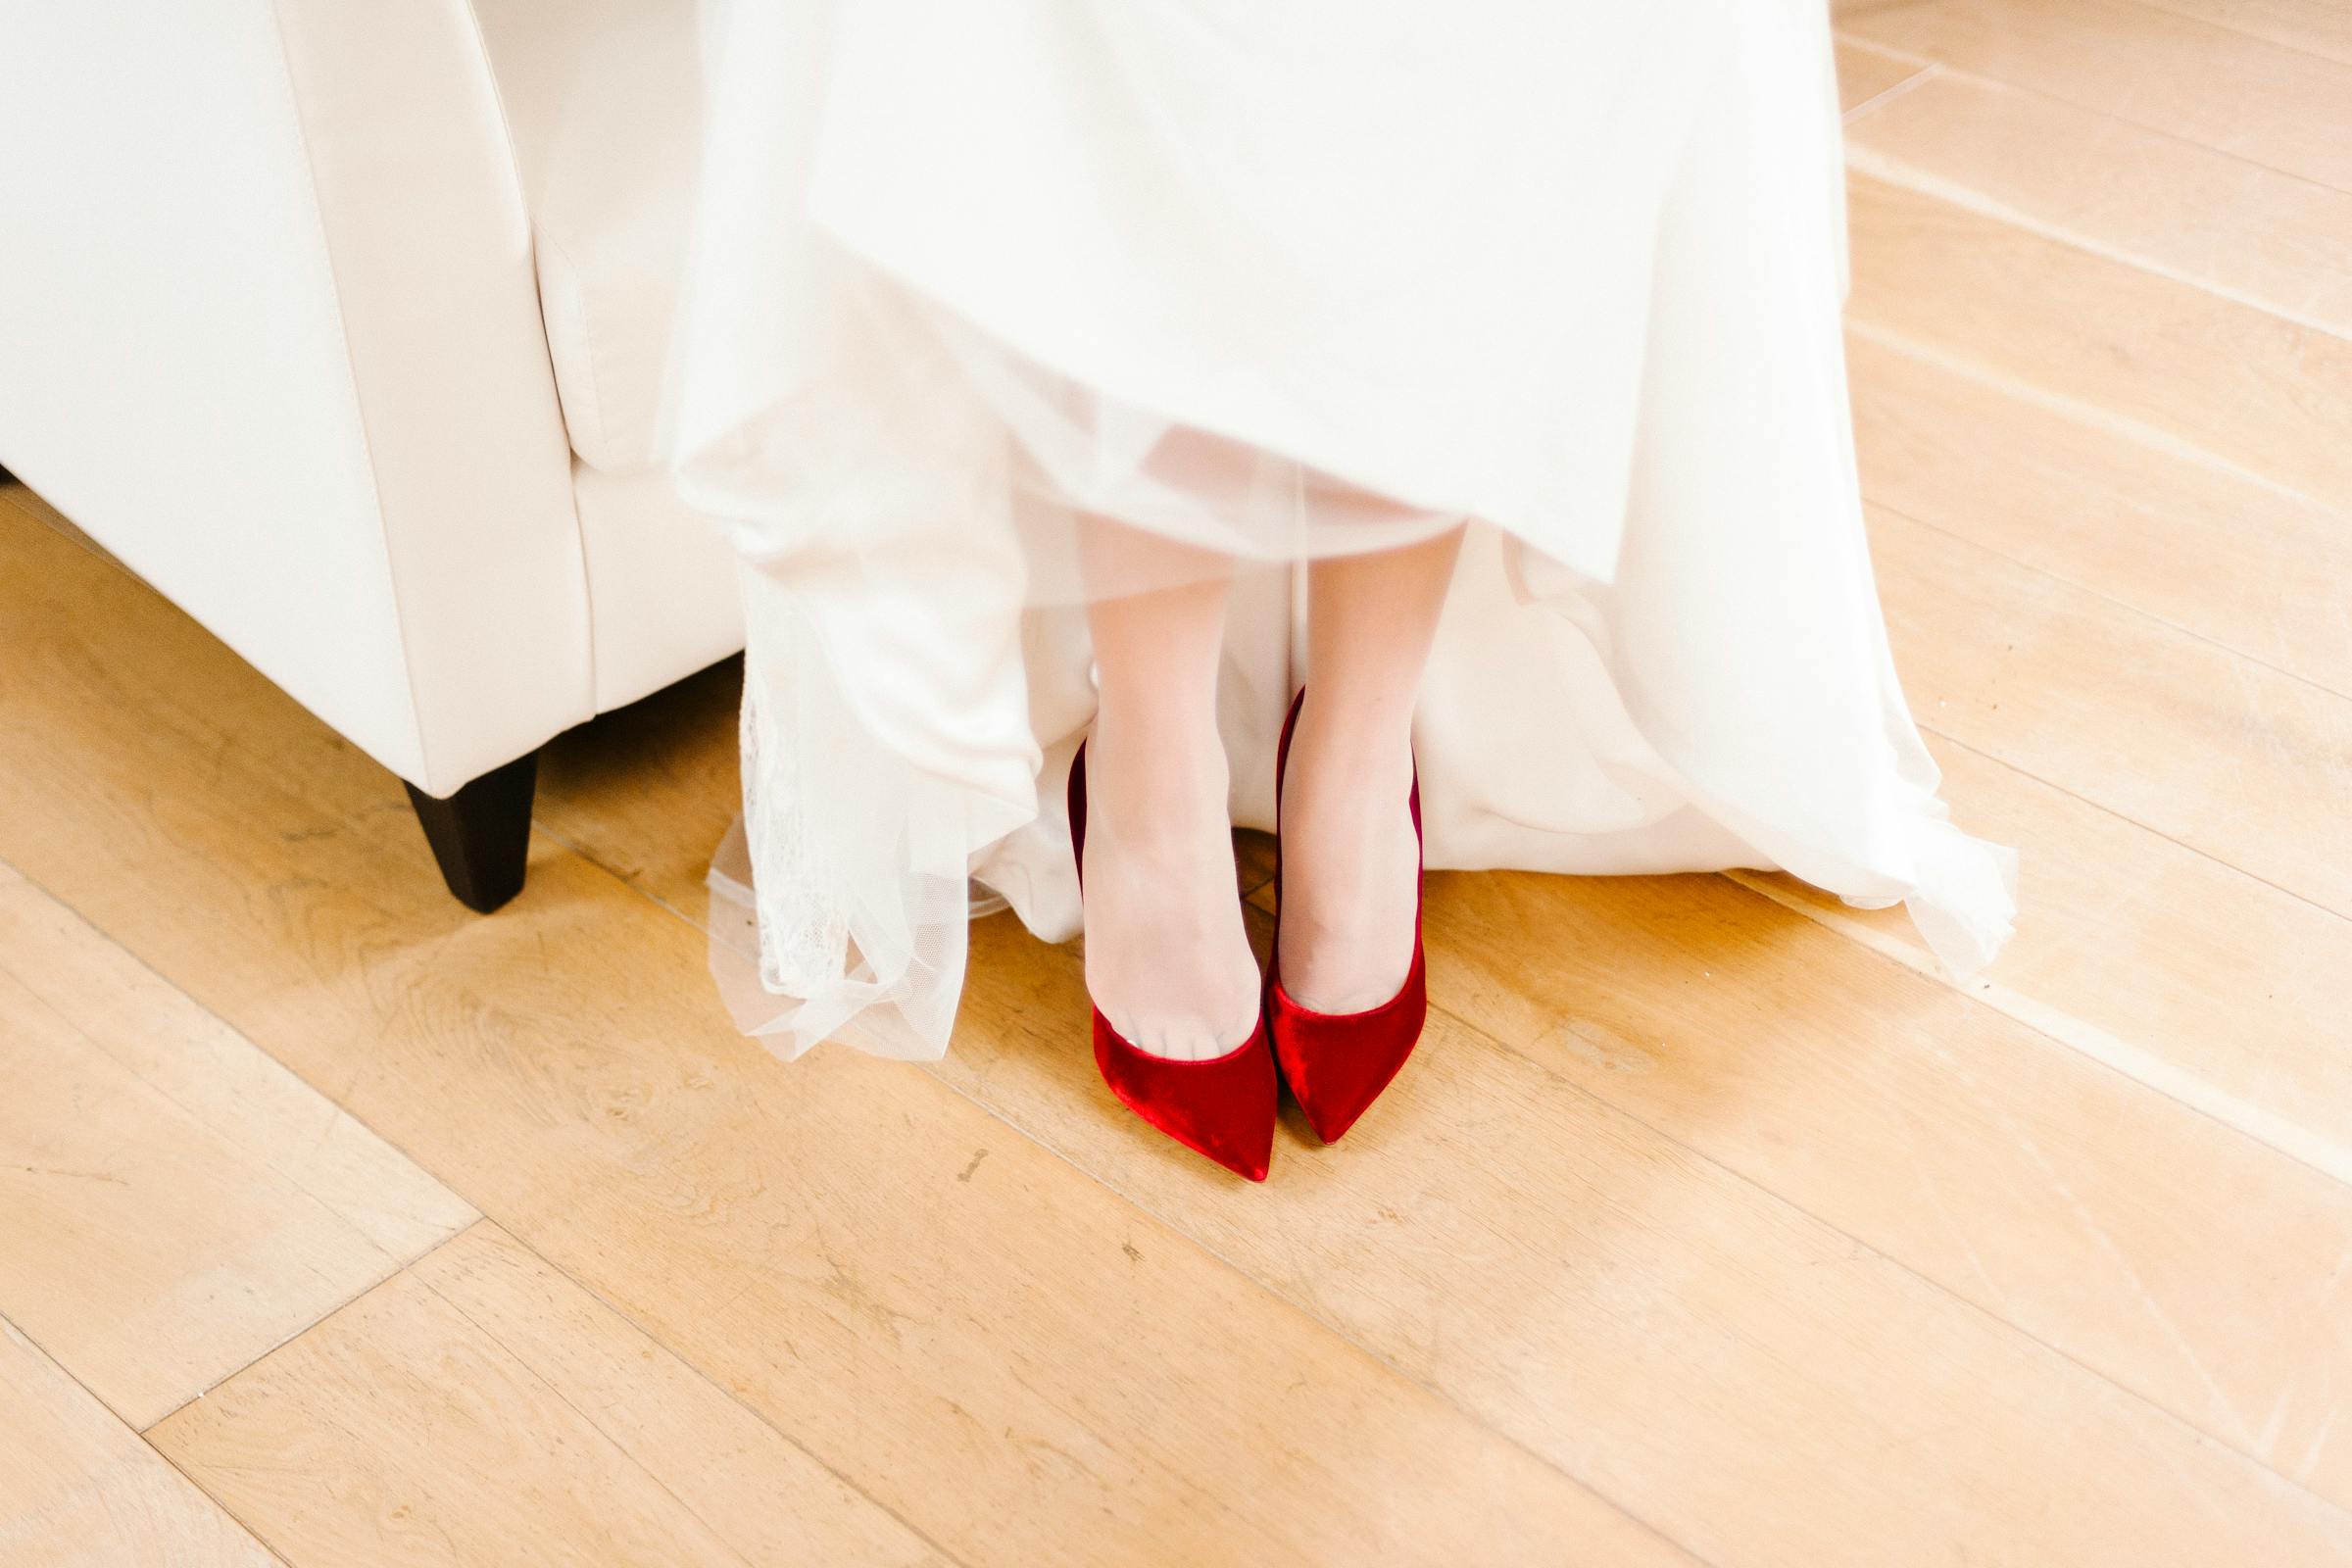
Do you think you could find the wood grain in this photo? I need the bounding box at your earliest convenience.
[1839,0,2352,191]
[1847,332,2352,697]
[151,1223,948,1568]
[1328,863,2352,1507]
[0,875,476,1264]
[2141,0,2352,64]
[1835,37,1931,115]
[1843,52,2352,335]
[0,1318,278,1568]
[1867,504,2352,918]
[0,873,471,1429]
[1740,731,2352,1179]
[1845,172,2352,511]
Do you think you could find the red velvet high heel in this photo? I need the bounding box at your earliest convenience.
[1265,690,1427,1144]
[1068,742,1276,1182]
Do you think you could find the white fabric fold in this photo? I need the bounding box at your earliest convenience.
[656,0,2018,1060]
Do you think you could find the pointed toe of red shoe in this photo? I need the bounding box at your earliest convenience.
[1264,688,1430,1147]
[1071,741,1278,1181]
[1093,1016,1277,1181]
[1266,942,1426,1145]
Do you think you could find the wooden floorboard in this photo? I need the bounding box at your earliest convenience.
[1367,865,2352,1506]
[1868,504,2352,919]
[1847,334,2352,697]
[1834,38,1934,115]
[0,1318,280,1568]
[150,1223,952,1568]
[1838,0,2352,192]
[1845,173,2352,512]
[0,868,472,1430]
[1736,731,2352,1180]
[1843,43,2352,337]
[2139,0,2352,64]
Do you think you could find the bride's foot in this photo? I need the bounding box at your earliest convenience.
[1077,712,1262,1060]
[1273,704,1421,1014]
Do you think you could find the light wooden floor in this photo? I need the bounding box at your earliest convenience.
[4,4,2349,1562]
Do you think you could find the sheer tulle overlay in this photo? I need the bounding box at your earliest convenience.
[661,0,2017,1059]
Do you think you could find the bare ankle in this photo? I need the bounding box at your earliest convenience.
[1285,707,1413,812]
[1086,711,1229,836]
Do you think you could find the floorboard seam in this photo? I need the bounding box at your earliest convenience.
[409,1235,966,1568]
[0,890,479,1276]
[1905,713,2351,926]
[0,1308,301,1568]
[1841,56,1943,126]
[2133,0,2352,67]
[1832,29,2352,201]
[1873,498,2352,704]
[1841,318,2334,512]
[1721,865,2352,1191]
[1425,978,2352,1527]
[1844,139,2352,343]
[136,1229,469,1440]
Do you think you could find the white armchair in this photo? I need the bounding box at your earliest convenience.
[0,0,740,908]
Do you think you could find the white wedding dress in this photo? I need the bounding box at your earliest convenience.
[660,0,2019,1059]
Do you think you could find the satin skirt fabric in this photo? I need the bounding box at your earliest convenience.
[666,0,2019,1059]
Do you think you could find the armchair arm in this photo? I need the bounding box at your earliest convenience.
[0,0,592,796]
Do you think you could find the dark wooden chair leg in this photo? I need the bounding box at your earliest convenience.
[403,751,538,913]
